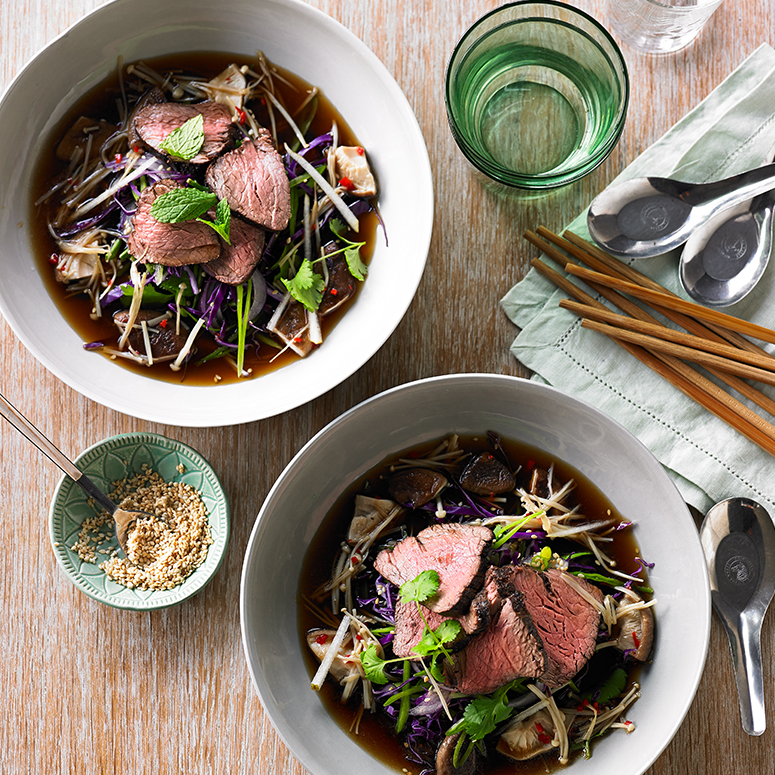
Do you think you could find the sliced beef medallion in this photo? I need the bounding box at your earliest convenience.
[205,129,290,231]
[392,586,491,658]
[132,100,234,163]
[374,523,493,616]
[125,179,221,266]
[126,86,166,151]
[201,216,266,285]
[445,566,546,695]
[447,590,546,695]
[510,565,603,688]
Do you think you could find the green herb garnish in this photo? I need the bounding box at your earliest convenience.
[282,258,325,311]
[448,683,517,741]
[330,218,368,281]
[198,197,231,245]
[159,114,205,161]
[150,185,217,223]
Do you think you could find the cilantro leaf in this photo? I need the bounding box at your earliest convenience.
[150,186,217,223]
[399,569,440,604]
[330,217,368,280]
[345,244,368,281]
[159,113,205,160]
[197,198,232,244]
[454,689,514,741]
[282,259,325,311]
[413,619,462,657]
[360,644,390,685]
[427,653,445,683]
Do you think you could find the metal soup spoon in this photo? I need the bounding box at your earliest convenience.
[0,391,160,561]
[587,162,775,259]
[678,186,775,307]
[700,497,775,736]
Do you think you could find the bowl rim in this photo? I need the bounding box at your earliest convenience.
[0,0,434,426]
[240,373,711,775]
[49,430,230,610]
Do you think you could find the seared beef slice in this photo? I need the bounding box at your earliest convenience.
[446,567,546,695]
[133,100,234,164]
[205,129,291,231]
[392,587,491,658]
[126,179,221,266]
[374,523,493,616]
[202,216,266,285]
[510,566,603,688]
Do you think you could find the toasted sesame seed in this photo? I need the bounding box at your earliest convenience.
[70,468,212,591]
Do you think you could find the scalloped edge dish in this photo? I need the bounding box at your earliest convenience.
[50,432,229,609]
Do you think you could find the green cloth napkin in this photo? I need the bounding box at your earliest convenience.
[501,43,775,519]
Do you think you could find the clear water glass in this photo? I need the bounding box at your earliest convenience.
[445,1,629,191]
[608,0,725,55]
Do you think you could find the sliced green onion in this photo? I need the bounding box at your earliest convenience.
[236,280,252,377]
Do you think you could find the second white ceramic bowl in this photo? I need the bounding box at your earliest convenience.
[241,374,710,775]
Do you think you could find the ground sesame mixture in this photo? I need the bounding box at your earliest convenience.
[70,464,212,591]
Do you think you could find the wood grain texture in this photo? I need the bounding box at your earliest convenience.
[1,0,774,773]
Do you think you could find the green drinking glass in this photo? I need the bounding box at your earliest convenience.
[445,1,629,190]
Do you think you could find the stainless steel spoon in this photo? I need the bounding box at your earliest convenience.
[679,181,775,307]
[700,497,775,735]
[587,162,775,259]
[0,391,160,560]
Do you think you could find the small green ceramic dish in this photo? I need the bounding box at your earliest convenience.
[49,432,229,610]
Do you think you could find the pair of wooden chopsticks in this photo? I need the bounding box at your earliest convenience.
[524,227,775,458]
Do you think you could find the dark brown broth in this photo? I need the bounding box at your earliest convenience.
[298,433,650,775]
[29,51,377,386]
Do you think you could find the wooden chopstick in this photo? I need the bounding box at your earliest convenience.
[580,318,775,387]
[528,229,775,418]
[536,227,765,354]
[564,262,775,346]
[560,299,775,373]
[530,258,775,457]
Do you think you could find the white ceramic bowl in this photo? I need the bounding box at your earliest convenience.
[0,0,432,426]
[241,374,710,775]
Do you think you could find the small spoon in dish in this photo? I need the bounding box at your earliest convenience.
[587,162,775,259]
[700,497,775,736]
[0,391,160,561]
[678,185,775,307]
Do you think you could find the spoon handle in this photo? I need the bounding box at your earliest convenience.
[719,611,766,736]
[696,162,775,213]
[0,391,117,516]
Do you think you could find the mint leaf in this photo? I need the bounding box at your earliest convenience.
[345,244,368,281]
[197,198,232,244]
[399,570,440,604]
[360,644,390,685]
[159,114,205,160]
[150,186,217,223]
[282,259,325,311]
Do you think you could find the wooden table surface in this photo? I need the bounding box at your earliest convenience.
[1,0,773,772]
